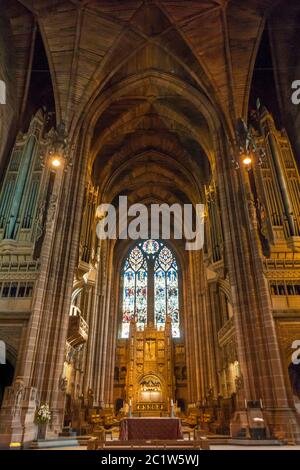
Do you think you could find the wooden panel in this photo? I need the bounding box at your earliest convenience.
[89,0,143,22]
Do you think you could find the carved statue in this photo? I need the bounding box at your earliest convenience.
[11,378,25,416]
[15,385,24,407]
[59,376,68,392]
[145,339,156,359]
[46,194,58,230]
[257,199,269,239]
[87,388,94,408]
[235,374,244,392]
[33,199,46,241]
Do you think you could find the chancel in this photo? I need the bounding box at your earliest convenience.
[0,0,300,451]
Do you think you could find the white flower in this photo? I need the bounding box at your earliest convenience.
[35,403,51,424]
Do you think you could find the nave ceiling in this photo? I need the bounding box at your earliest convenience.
[1,0,282,137]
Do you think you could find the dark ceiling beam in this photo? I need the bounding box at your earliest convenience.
[221,4,236,121]
[16,0,37,14]
[68,0,90,7]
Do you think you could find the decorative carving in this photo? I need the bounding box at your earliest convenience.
[114,322,180,415]
[235,374,244,392]
[256,199,268,239]
[59,376,68,392]
[32,199,46,242]
[218,317,235,346]
[0,272,38,281]
[14,379,25,407]
[145,339,156,360]
[46,194,58,230]
[87,389,94,408]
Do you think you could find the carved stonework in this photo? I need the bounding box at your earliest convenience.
[114,320,184,416]
[59,376,68,392]
[46,194,58,230]
[32,199,46,242]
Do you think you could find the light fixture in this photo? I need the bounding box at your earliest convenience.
[233,111,266,171]
[242,156,252,166]
[46,122,69,171]
[9,442,21,448]
[50,156,62,168]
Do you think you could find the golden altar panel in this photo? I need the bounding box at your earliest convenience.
[114,317,187,416]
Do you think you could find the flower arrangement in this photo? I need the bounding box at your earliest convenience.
[35,403,51,424]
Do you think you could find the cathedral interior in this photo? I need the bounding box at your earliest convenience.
[0,0,300,449]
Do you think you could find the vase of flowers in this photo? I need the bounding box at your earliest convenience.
[35,403,51,440]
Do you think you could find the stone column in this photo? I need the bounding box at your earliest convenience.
[88,238,117,407]
[182,259,196,403]
[185,250,205,404]
[217,137,300,441]
[91,239,108,406]
[203,278,219,400]
[0,129,92,445]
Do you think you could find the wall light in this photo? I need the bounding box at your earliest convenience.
[46,122,69,171]
[50,156,62,168]
[242,156,252,166]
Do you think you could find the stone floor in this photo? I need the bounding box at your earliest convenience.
[210,445,300,450]
[36,444,300,451]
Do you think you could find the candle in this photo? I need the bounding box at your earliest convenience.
[128,399,132,418]
[170,398,174,418]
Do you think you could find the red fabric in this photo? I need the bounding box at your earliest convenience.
[120,418,182,441]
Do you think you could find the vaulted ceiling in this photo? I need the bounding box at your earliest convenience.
[1,0,284,206]
[5,0,279,127]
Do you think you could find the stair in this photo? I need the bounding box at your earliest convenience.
[29,436,91,449]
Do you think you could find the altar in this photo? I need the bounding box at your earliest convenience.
[120,417,182,441]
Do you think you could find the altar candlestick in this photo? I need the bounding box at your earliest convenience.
[170,399,174,417]
[129,399,132,417]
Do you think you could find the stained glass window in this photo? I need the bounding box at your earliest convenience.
[122,247,147,338]
[154,246,179,337]
[122,240,180,338]
[142,239,159,254]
